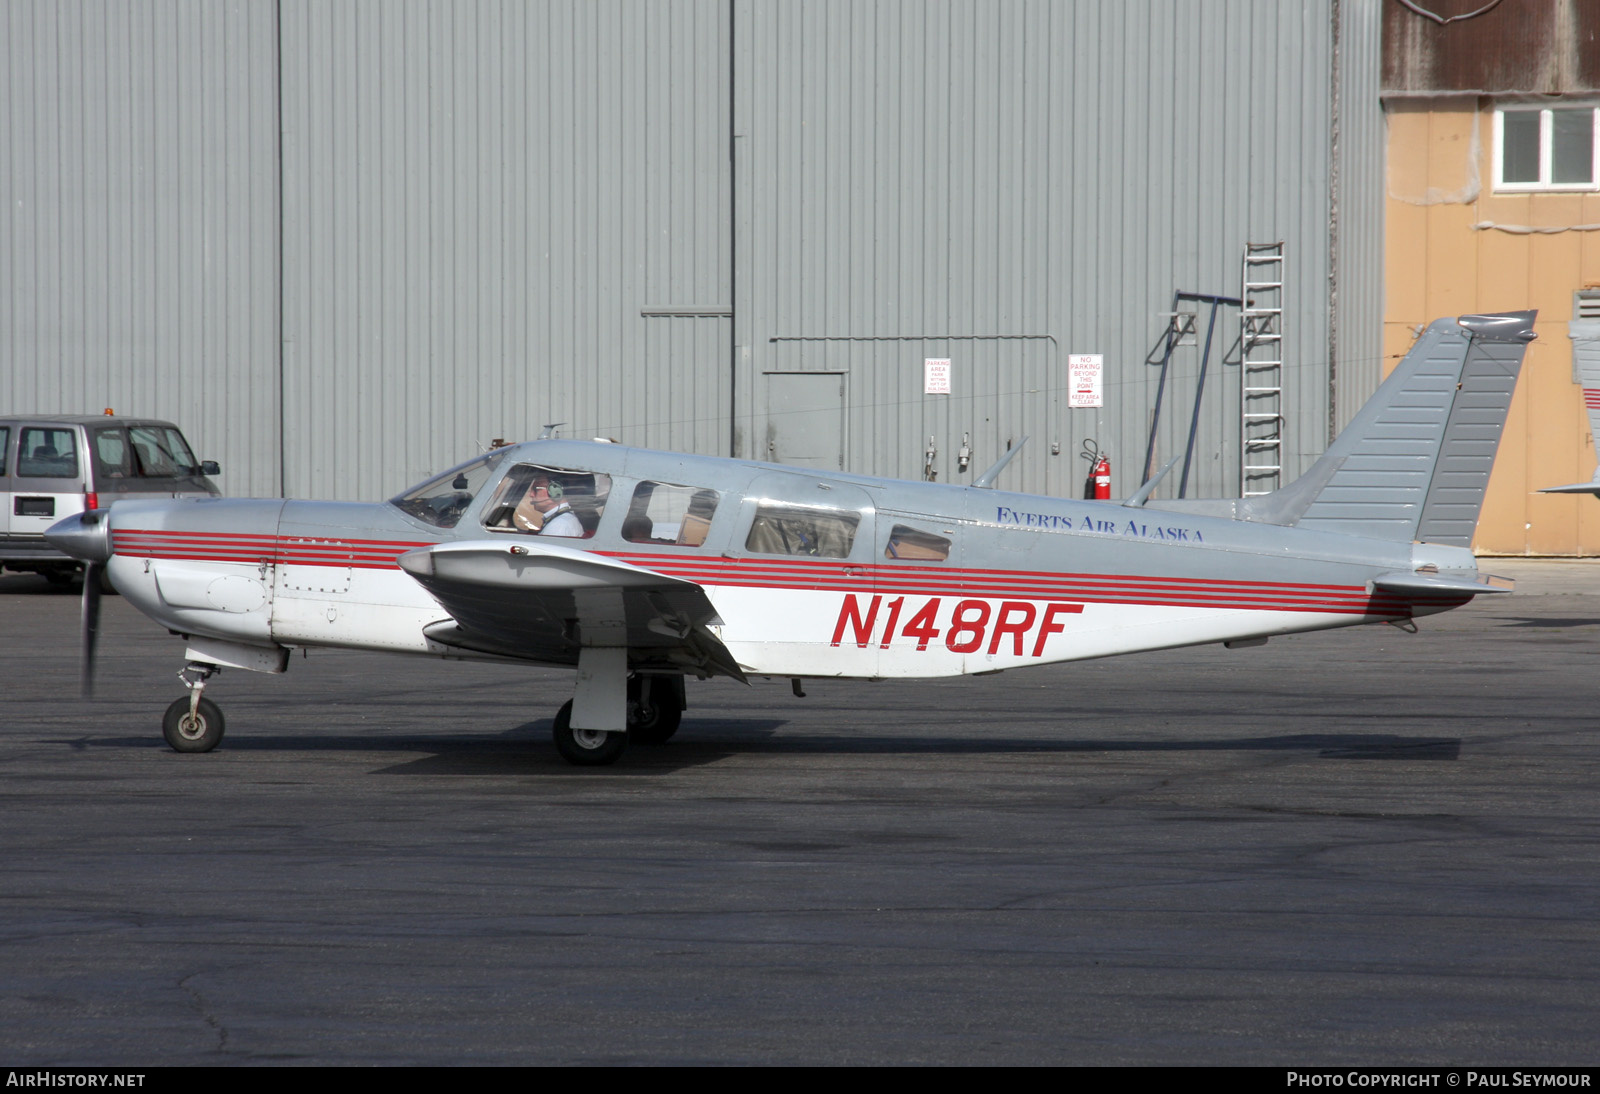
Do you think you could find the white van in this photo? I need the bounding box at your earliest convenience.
[0,415,220,584]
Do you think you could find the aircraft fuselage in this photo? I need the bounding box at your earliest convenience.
[93,440,1473,681]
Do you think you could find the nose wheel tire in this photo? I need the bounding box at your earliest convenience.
[163,696,225,753]
[552,700,628,766]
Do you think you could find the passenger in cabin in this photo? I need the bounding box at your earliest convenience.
[514,475,584,537]
[621,481,721,545]
[679,489,718,546]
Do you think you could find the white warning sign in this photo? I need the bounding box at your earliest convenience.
[1068,354,1103,408]
[924,358,952,395]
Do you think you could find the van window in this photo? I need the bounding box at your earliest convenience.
[746,503,859,558]
[622,482,719,546]
[18,428,79,478]
[884,524,951,561]
[93,428,133,478]
[0,427,8,476]
[481,464,611,538]
[128,425,199,477]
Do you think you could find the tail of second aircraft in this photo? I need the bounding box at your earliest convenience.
[1150,310,1537,545]
[1539,315,1600,496]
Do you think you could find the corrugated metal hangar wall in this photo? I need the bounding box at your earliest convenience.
[1,0,1382,504]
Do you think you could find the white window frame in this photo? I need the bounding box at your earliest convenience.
[1493,104,1600,192]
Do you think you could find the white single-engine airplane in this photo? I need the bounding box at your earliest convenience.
[48,312,1535,765]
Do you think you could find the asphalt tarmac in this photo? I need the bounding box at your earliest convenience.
[1,561,1598,1066]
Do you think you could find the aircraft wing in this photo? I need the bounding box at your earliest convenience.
[396,540,745,680]
[1539,480,1600,496]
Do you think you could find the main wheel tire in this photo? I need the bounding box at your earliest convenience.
[627,698,682,745]
[162,696,225,753]
[552,700,628,766]
[626,675,684,745]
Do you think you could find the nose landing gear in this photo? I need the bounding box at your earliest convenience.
[163,663,225,753]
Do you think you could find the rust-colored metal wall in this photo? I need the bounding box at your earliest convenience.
[1383,0,1600,95]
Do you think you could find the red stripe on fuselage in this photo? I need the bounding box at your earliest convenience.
[112,529,430,569]
[108,529,1417,616]
[598,551,1412,617]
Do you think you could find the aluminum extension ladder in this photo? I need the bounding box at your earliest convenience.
[1240,242,1284,496]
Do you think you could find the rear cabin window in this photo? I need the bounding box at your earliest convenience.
[745,503,860,558]
[18,428,79,478]
[622,482,720,546]
[884,524,951,561]
[482,464,612,538]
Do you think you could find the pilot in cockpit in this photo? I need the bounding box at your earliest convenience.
[513,475,584,536]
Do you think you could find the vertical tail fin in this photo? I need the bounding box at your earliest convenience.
[1242,311,1535,543]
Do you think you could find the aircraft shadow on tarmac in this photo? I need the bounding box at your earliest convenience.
[1494,616,1600,629]
[62,721,1461,773]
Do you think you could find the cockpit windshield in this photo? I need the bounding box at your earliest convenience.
[390,451,506,529]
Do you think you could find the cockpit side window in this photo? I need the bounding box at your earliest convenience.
[481,464,612,538]
[884,524,951,561]
[622,482,720,546]
[745,502,860,558]
[390,451,506,529]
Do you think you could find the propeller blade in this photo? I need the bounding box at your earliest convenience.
[80,562,103,698]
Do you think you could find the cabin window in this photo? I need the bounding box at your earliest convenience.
[391,451,506,529]
[884,524,951,562]
[482,464,611,538]
[622,482,720,546]
[745,502,859,558]
[17,428,79,478]
[1495,105,1600,191]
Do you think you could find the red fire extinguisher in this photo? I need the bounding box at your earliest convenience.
[1082,441,1112,500]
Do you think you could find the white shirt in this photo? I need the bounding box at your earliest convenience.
[537,503,583,537]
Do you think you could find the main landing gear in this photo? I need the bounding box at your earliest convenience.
[162,663,225,753]
[550,674,686,766]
